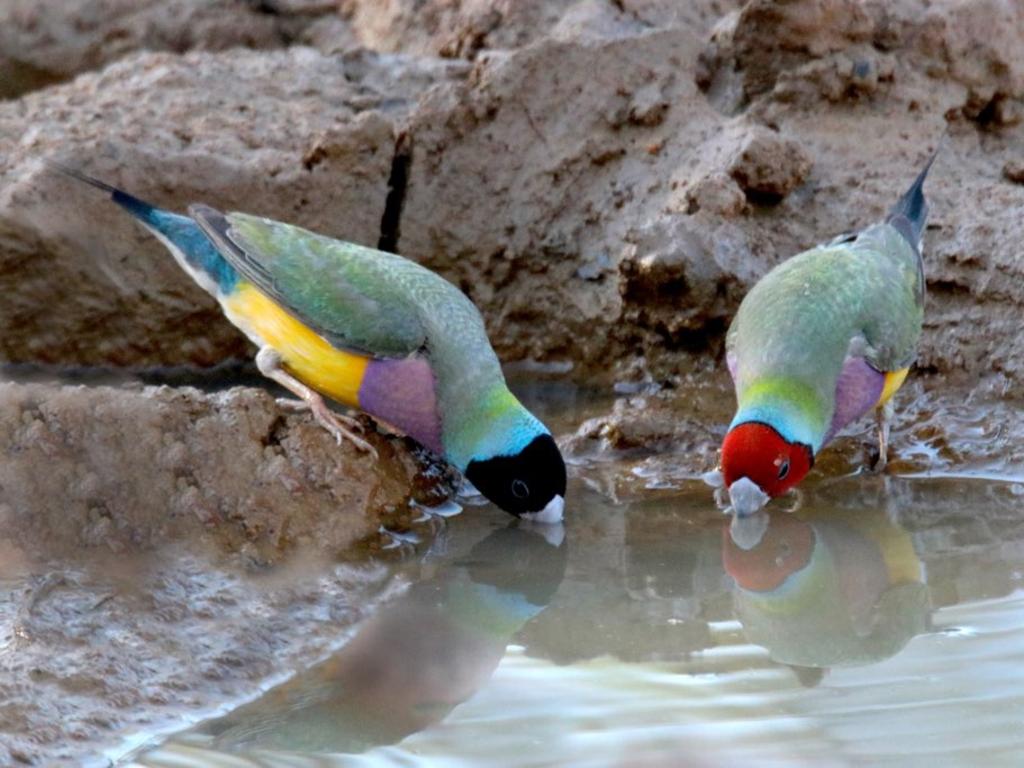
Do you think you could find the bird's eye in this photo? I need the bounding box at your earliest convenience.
[777,460,790,480]
[511,479,530,499]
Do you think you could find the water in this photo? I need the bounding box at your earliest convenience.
[127,453,1024,768]
[0,374,999,766]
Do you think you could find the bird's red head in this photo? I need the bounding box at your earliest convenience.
[722,514,815,591]
[721,422,813,498]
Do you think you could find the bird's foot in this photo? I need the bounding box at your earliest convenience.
[311,403,378,458]
[315,411,380,460]
[257,345,378,458]
[275,398,376,456]
[275,397,363,430]
[780,486,803,514]
[411,498,463,525]
[378,525,421,553]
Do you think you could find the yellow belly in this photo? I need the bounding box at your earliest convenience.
[221,281,369,408]
[876,367,909,408]
[799,505,923,585]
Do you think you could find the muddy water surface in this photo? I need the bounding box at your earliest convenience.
[125,381,1024,768]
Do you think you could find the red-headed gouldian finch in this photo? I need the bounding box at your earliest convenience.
[719,150,938,517]
[722,507,928,669]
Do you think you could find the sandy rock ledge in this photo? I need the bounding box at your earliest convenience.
[0,380,449,562]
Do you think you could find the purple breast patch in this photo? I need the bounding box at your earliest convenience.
[358,357,444,454]
[823,356,885,446]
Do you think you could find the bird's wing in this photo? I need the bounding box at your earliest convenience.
[851,225,925,373]
[190,205,426,358]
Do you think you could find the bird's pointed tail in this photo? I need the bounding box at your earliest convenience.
[45,160,159,221]
[45,160,238,294]
[887,142,942,250]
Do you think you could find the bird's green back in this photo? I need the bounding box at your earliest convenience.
[213,213,535,466]
[727,223,924,417]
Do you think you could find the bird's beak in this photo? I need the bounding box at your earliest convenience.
[728,477,770,518]
[729,510,770,550]
[522,494,564,525]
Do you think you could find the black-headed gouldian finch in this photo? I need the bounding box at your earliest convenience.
[202,523,566,753]
[718,150,938,517]
[54,166,567,522]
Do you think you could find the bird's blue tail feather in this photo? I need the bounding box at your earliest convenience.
[47,161,237,293]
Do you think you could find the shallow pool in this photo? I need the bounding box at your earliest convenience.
[128,443,1024,768]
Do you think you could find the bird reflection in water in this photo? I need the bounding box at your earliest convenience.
[722,504,931,676]
[202,523,567,754]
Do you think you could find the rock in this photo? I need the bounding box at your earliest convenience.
[727,127,813,201]
[683,173,748,216]
[1003,159,1024,184]
[771,48,895,106]
[0,381,450,561]
[914,0,1024,118]
[0,0,344,99]
[397,28,732,371]
[699,0,875,105]
[3,0,1024,383]
[389,3,1024,380]
[340,0,742,58]
[0,46,464,368]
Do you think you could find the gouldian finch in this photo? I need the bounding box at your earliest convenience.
[720,151,937,516]
[722,508,928,668]
[186,524,566,753]
[54,166,566,522]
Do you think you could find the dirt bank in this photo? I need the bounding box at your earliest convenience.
[3,0,1023,380]
[0,380,452,563]
[0,377,456,767]
[0,544,405,767]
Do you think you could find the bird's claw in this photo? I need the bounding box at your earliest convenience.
[308,404,379,459]
[378,525,421,553]
[702,468,725,489]
[411,498,463,525]
[780,486,803,514]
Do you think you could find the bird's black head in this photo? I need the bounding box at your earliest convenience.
[464,434,567,521]
[465,525,569,606]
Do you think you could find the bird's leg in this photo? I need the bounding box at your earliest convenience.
[872,398,895,473]
[273,397,312,414]
[255,347,378,459]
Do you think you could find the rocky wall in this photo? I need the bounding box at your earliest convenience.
[2,0,1022,383]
